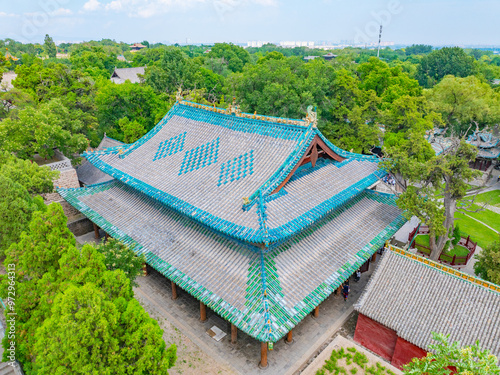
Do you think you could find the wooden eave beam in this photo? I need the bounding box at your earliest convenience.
[271,135,345,195]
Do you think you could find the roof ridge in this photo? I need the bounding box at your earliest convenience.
[388,245,500,294]
[179,100,311,127]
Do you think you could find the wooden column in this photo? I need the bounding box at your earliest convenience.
[286,330,293,344]
[93,223,99,239]
[371,253,377,262]
[142,263,148,276]
[171,281,178,300]
[313,306,319,318]
[200,302,207,322]
[260,342,268,369]
[231,323,237,344]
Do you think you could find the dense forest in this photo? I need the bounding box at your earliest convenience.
[1,37,499,155]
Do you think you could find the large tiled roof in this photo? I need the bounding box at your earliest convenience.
[76,136,124,186]
[59,181,406,343]
[355,247,500,357]
[82,101,384,244]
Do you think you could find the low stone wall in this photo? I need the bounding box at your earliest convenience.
[67,216,94,237]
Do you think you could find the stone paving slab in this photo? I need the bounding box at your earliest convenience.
[134,259,379,375]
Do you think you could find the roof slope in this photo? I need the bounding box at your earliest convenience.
[76,136,124,186]
[83,101,384,243]
[59,182,406,343]
[355,248,500,357]
[110,67,146,84]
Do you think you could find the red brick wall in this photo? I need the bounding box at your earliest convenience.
[354,313,398,361]
[391,336,427,369]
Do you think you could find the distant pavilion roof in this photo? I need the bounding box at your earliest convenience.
[467,129,500,159]
[355,247,500,357]
[81,101,384,245]
[60,101,407,344]
[111,67,146,84]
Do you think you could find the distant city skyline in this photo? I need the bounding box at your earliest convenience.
[0,0,499,46]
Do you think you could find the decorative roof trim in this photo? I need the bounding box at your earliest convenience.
[179,99,310,127]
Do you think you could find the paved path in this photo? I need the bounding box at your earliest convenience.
[134,260,379,375]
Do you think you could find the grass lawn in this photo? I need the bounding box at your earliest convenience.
[415,234,469,258]
[454,212,498,249]
[464,205,500,233]
[473,190,500,207]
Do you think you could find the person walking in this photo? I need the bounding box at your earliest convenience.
[354,269,361,282]
[342,281,350,301]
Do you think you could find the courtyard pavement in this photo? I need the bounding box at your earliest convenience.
[133,259,379,375]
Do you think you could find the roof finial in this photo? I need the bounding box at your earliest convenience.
[226,96,241,116]
[304,105,318,127]
[176,87,183,102]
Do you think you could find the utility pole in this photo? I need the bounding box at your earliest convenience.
[377,25,383,58]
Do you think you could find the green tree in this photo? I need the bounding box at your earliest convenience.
[0,176,39,256]
[118,117,146,143]
[416,47,476,87]
[403,332,499,375]
[426,75,500,135]
[0,151,59,194]
[405,44,433,55]
[1,203,74,372]
[208,43,251,73]
[474,235,500,285]
[33,283,122,374]
[43,34,57,58]
[95,80,169,142]
[383,138,480,260]
[96,238,146,286]
[0,152,56,255]
[70,44,118,79]
[33,283,176,375]
[0,99,88,160]
[0,88,35,120]
[357,57,422,107]
[383,95,443,134]
[144,47,197,94]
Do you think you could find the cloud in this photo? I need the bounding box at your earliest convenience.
[0,12,18,17]
[83,0,102,11]
[50,8,73,16]
[80,0,276,18]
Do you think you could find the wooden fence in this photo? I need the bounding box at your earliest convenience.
[411,226,477,266]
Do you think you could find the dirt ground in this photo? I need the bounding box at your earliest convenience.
[135,293,236,375]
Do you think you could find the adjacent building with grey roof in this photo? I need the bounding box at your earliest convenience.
[355,248,500,359]
[110,67,146,84]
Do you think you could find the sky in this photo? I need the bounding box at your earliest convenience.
[0,0,499,46]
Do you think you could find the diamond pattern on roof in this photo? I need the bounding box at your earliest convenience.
[217,150,254,186]
[153,132,186,161]
[179,137,220,175]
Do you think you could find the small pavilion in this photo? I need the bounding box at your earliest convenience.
[466,128,500,171]
[59,97,407,367]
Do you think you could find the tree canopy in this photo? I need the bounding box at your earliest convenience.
[403,332,500,375]
[416,47,477,87]
[474,235,500,285]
